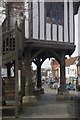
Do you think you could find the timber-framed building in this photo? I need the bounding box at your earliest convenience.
[1,0,80,117]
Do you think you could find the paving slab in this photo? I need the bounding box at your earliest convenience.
[19,84,70,118]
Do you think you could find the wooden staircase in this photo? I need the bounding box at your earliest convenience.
[1,18,25,117]
[2,77,15,116]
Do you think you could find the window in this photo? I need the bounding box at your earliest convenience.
[68,68,69,74]
[45,2,64,24]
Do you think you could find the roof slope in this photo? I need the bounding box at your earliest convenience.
[65,56,80,66]
[51,59,60,70]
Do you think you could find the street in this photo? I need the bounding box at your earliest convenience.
[2,83,80,119]
[20,84,71,118]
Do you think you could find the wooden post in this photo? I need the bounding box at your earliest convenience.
[5,62,13,79]
[57,25,59,41]
[28,1,33,39]
[73,10,75,44]
[15,21,19,117]
[6,3,11,30]
[44,2,46,40]
[68,2,70,43]
[38,1,40,40]
[63,3,64,42]
[31,2,33,39]
[51,23,53,41]
[22,19,25,52]
[56,52,70,100]
[25,49,33,96]
[23,48,37,105]
[37,65,41,89]
[7,66,11,79]
[60,53,66,92]
[69,1,73,43]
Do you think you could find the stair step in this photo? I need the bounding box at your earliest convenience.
[1,106,15,116]
[5,88,15,92]
[5,91,15,93]
[6,101,15,106]
[6,96,15,101]
[5,82,15,84]
[0,106,15,109]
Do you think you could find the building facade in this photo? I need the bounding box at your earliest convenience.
[1,1,80,116]
[65,56,80,86]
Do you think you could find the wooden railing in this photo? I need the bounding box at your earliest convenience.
[2,28,15,55]
[2,18,25,64]
[1,19,25,116]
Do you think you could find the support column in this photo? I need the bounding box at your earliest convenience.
[60,53,66,92]
[7,67,11,79]
[25,61,33,96]
[37,65,41,89]
[5,63,11,79]
[34,57,44,94]
[23,49,37,105]
[56,53,70,100]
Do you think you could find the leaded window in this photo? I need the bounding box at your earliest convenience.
[45,2,64,25]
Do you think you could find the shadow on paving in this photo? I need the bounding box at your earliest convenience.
[18,85,70,119]
[69,93,80,119]
[2,85,80,119]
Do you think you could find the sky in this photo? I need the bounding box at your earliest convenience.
[32,58,51,70]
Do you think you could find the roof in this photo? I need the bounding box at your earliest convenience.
[65,56,80,66]
[77,61,80,66]
[51,59,60,70]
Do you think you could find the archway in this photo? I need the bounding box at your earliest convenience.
[23,47,69,105]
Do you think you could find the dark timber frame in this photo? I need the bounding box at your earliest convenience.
[23,1,75,102]
[2,19,25,117]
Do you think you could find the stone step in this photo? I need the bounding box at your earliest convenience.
[5,87,15,92]
[5,91,15,94]
[5,82,15,85]
[0,105,15,116]
[5,92,15,100]
[6,101,15,106]
[5,95,15,101]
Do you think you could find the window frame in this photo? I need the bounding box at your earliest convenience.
[45,2,64,25]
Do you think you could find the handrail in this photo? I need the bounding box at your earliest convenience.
[2,19,25,57]
[0,27,15,36]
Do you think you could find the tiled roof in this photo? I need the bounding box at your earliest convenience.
[65,56,80,66]
[77,61,80,66]
[51,59,60,70]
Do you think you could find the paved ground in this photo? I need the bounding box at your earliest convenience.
[69,90,80,118]
[2,84,80,119]
[19,84,70,118]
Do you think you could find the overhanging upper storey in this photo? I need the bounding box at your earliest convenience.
[25,1,78,46]
[45,2,64,25]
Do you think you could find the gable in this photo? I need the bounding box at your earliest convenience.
[65,56,80,66]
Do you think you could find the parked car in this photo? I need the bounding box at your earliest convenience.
[66,83,75,91]
[48,81,55,88]
[58,83,75,91]
[52,82,60,89]
[48,81,60,89]
[76,85,80,91]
